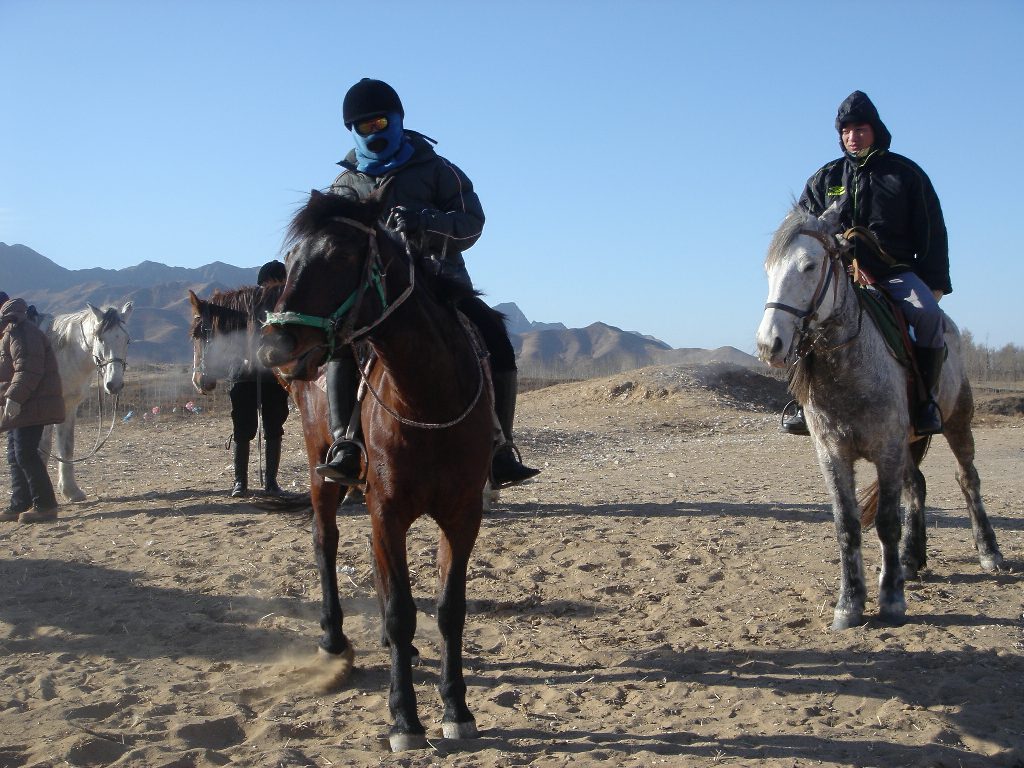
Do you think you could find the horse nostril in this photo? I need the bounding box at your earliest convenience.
[771,337,783,355]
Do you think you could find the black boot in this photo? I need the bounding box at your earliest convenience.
[491,371,540,488]
[316,356,363,484]
[231,439,249,497]
[913,346,944,436]
[781,400,810,435]
[264,437,283,495]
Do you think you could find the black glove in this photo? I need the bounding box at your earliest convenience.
[391,206,426,235]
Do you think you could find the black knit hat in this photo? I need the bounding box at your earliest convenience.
[257,260,286,286]
[342,78,404,128]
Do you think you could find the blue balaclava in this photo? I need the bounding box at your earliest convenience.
[351,110,413,174]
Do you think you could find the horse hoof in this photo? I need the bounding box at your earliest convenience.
[901,563,920,581]
[442,720,478,740]
[979,554,1003,572]
[878,605,907,625]
[388,732,429,752]
[64,490,87,503]
[316,644,355,690]
[831,611,863,631]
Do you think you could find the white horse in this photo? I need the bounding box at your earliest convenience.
[44,302,133,501]
[755,205,1001,631]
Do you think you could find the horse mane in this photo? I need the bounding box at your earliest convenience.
[765,204,822,269]
[51,305,124,351]
[285,190,383,250]
[191,284,283,338]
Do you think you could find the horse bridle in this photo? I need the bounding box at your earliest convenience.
[264,214,487,430]
[765,228,865,361]
[88,320,130,373]
[263,217,413,359]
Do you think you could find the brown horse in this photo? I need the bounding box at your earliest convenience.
[258,190,494,751]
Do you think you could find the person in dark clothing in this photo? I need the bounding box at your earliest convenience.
[0,297,65,523]
[316,77,539,489]
[783,90,950,437]
[228,260,291,497]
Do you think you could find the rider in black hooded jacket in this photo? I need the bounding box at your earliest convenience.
[784,90,950,436]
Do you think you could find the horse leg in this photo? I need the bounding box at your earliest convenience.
[372,513,426,751]
[874,459,907,624]
[311,479,354,682]
[899,464,928,579]
[944,395,1003,571]
[55,415,86,502]
[436,514,481,740]
[818,451,866,630]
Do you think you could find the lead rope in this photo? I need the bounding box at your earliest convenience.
[47,365,120,464]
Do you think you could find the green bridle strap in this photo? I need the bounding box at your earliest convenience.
[262,216,389,359]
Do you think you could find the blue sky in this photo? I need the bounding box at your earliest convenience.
[2,1,1022,352]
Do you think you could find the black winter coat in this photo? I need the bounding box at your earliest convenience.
[799,92,951,294]
[329,132,484,285]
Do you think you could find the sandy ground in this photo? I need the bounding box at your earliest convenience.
[0,364,1021,768]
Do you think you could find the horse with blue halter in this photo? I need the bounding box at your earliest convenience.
[756,204,1002,631]
[43,302,133,502]
[258,190,494,751]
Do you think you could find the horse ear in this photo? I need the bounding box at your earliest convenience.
[188,290,202,312]
[818,202,843,233]
[120,301,134,322]
[86,303,105,323]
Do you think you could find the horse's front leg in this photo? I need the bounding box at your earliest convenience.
[311,477,354,682]
[900,464,928,579]
[816,449,866,630]
[371,509,425,751]
[436,511,482,740]
[55,414,86,502]
[874,456,907,624]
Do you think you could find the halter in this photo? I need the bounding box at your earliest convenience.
[263,216,413,359]
[87,318,130,373]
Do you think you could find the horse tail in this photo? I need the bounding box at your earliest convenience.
[859,436,933,529]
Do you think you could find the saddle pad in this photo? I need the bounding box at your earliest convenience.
[855,285,913,368]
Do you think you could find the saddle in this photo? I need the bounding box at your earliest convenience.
[848,260,930,408]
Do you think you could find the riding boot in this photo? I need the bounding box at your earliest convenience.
[316,357,363,484]
[264,437,283,495]
[913,346,944,436]
[491,371,540,488]
[231,439,249,497]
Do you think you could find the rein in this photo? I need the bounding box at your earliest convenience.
[355,310,488,430]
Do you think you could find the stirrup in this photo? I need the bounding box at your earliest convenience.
[491,442,540,489]
[316,438,365,485]
[780,400,809,436]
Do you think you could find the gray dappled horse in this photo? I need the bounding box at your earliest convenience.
[43,303,132,502]
[755,205,1002,631]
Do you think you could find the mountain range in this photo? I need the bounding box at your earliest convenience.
[0,243,760,373]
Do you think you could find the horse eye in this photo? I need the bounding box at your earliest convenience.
[800,262,817,273]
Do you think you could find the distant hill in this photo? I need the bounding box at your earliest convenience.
[0,242,764,372]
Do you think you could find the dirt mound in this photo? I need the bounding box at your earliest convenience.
[527,363,789,413]
[976,394,1024,416]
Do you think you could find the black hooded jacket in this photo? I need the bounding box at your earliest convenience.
[798,91,951,294]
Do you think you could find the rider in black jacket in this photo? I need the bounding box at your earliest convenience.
[784,91,950,436]
[316,78,539,489]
